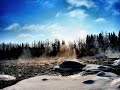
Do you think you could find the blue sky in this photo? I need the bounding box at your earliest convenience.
[0,0,120,43]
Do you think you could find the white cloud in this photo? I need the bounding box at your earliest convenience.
[55,9,88,20]
[66,0,95,8]
[46,23,65,31]
[5,23,90,42]
[55,12,61,17]
[95,18,106,22]
[4,23,20,30]
[17,33,32,38]
[67,6,73,10]
[21,24,46,31]
[5,23,65,32]
[25,23,65,31]
[51,30,63,38]
[50,25,89,42]
[65,9,88,18]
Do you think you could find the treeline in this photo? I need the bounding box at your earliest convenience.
[85,31,120,55]
[0,31,120,60]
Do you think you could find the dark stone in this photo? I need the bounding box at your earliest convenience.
[55,61,86,73]
[97,71,105,76]
[118,84,120,88]
[83,80,95,84]
[42,78,48,81]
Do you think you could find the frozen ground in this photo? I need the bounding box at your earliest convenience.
[1,57,120,89]
[3,73,120,90]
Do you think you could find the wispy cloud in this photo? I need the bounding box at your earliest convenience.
[21,24,46,31]
[51,30,63,38]
[4,22,91,42]
[42,1,55,8]
[65,9,88,18]
[25,0,55,8]
[66,0,95,8]
[95,18,106,23]
[4,23,65,31]
[17,33,32,38]
[55,12,61,17]
[55,9,88,20]
[4,23,20,30]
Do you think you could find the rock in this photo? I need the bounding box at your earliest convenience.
[97,71,105,76]
[82,80,95,84]
[97,71,118,78]
[98,66,112,71]
[55,60,86,72]
[42,78,48,81]
[112,59,120,67]
[95,53,107,59]
[83,64,111,72]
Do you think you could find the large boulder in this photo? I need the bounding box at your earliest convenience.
[55,60,86,72]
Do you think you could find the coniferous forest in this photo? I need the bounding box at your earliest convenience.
[0,31,120,60]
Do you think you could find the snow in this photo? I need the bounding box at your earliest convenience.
[3,73,119,90]
[112,59,120,66]
[111,78,120,89]
[0,75,16,81]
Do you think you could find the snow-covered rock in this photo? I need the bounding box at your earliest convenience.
[112,59,120,67]
[83,64,111,72]
[97,71,118,78]
[0,75,16,89]
[0,75,16,81]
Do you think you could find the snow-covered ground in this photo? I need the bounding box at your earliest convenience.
[3,73,120,90]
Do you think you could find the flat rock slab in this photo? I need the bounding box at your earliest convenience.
[3,74,119,90]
